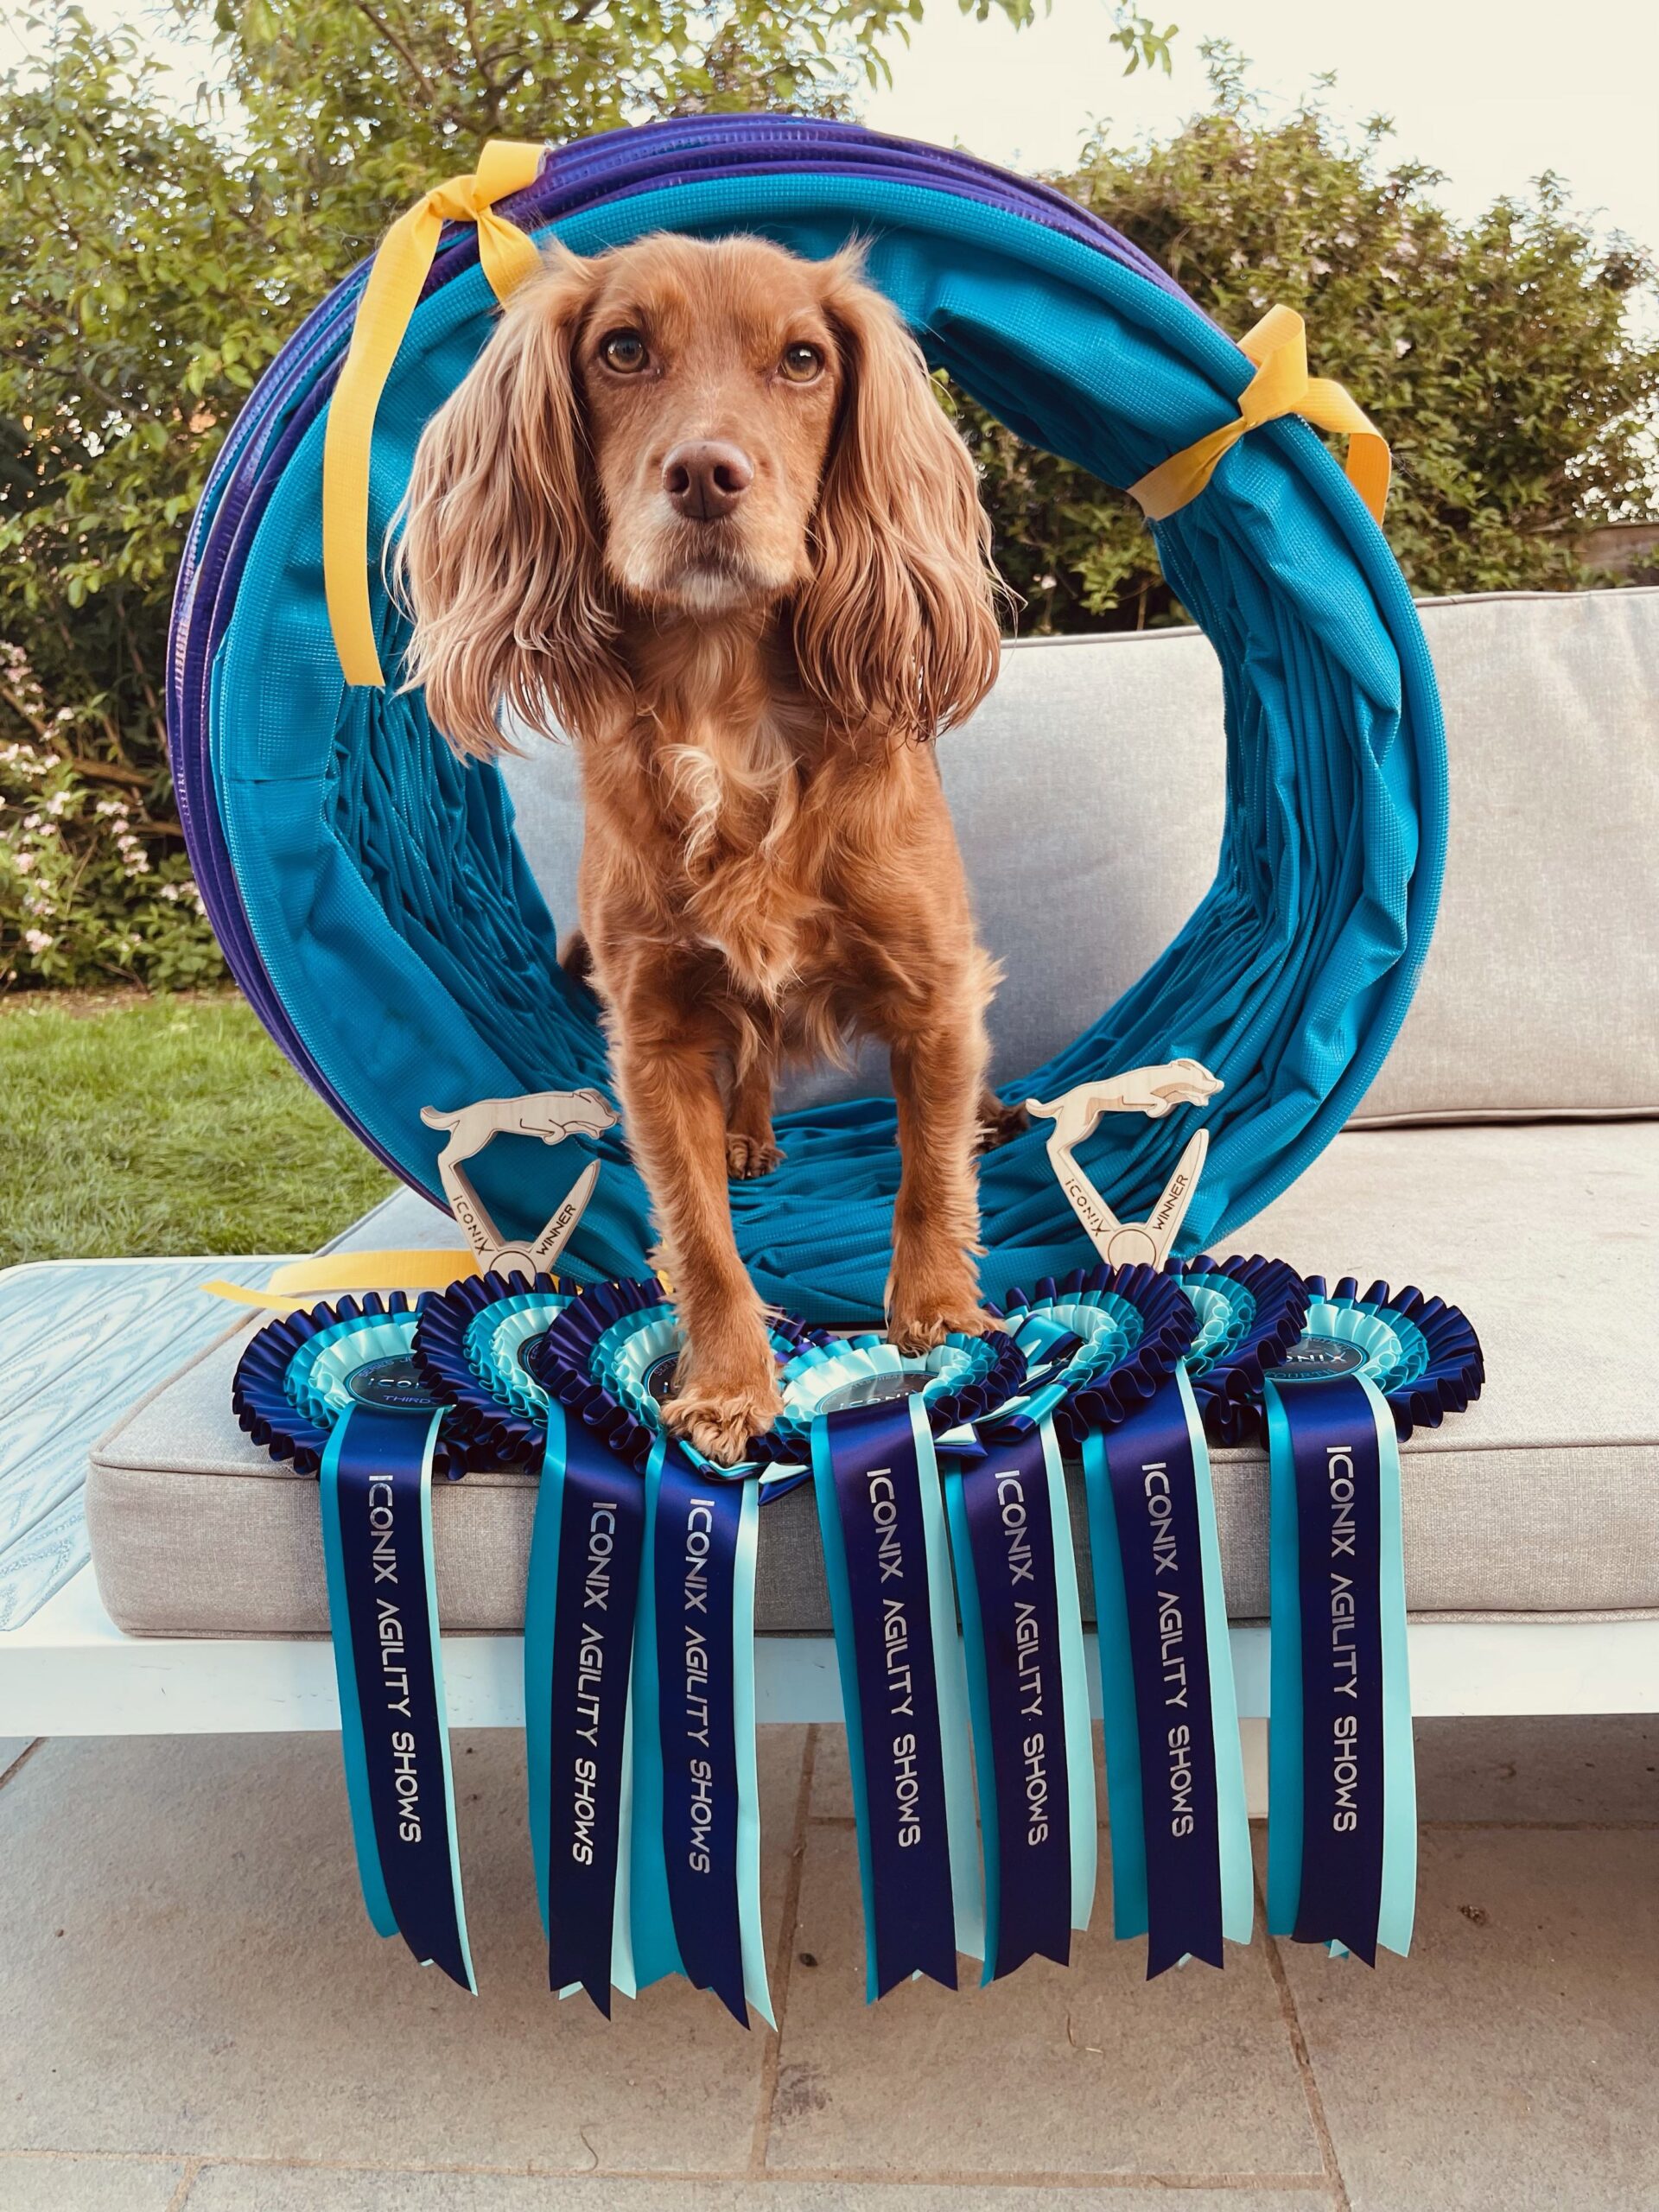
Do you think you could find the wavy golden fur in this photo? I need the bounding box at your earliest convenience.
[399,231,1023,1462]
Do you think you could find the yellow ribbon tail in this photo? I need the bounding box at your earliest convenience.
[1129,304,1390,527]
[204,1248,481,1312]
[322,138,545,689]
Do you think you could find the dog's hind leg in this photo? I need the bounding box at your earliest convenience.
[725,1039,785,1180]
[975,1086,1029,1153]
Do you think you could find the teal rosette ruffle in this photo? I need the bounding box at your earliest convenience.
[232,1293,448,1477]
[768,1321,1028,1471]
[413,1269,575,1468]
[1176,1255,1311,1445]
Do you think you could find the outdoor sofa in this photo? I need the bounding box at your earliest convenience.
[3,584,1655,1758]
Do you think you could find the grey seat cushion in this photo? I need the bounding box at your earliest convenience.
[500,587,1659,1122]
[86,1120,1659,1635]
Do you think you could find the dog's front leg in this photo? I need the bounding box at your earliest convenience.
[609,1003,783,1466]
[883,982,997,1352]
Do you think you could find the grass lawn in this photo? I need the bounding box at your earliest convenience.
[0,989,396,1269]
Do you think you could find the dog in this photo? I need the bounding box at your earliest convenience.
[419,1088,618,1171]
[398,232,1023,1463]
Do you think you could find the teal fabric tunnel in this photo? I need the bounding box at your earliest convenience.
[168,117,1446,1324]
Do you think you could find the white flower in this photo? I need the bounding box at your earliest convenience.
[14,852,34,874]
[23,928,54,953]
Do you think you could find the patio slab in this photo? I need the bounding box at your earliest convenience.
[0,1728,806,2175]
[0,2158,187,2211]
[1413,1712,1659,1824]
[0,1714,1653,2207]
[762,1823,1318,2183]
[1278,1824,1659,2212]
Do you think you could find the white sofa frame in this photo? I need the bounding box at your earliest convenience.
[7,1568,1656,1815]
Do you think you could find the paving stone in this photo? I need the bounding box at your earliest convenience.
[183,2171,1330,2210]
[0,1728,805,2172]
[765,1824,1317,2179]
[0,2156,186,2210]
[1281,1826,1659,2211]
[1414,1714,1659,1824]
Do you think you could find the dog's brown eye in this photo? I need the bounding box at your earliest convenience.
[779,341,824,384]
[600,328,648,373]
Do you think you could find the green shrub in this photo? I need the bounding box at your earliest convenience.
[966,42,1659,632]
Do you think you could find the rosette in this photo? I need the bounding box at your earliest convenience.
[1176,1255,1310,1444]
[231,1300,474,1991]
[777,1325,1027,2000]
[529,1275,827,1478]
[233,1294,444,1476]
[516,1278,824,2024]
[995,1263,1199,1446]
[980,1266,1255,1976]
[412,1269,574,1468]
[1262,1276,1483,1967]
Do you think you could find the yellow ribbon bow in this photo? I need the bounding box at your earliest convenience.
[203,1248,481,1313]
[322,138,547,690]
[1129,304,1391,527]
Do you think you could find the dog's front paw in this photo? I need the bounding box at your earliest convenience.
[889,1307,1002,1354]
[887,1260,1001,1354]
[664,1377,785,1468]
[726,1132,785,1179]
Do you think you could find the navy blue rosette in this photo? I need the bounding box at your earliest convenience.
[527,1274,823,1478]
[411,1269,573,1469]
[1176,1255,1311,1445]
[775,1321,1027,2000]
[1263,1277,1483,1966]
[232,1298,475,1992]
[982,1266,1255,1977]
[515,1278,823,2023]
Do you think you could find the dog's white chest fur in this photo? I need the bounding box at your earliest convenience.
[663,716,818,1004]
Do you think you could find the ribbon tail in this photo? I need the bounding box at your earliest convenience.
[655,1455,756,2027]
[1368,1374,1417,1960]
[319,1404,475,1991]
[1179,1367,1254,1950]
[1266,1373,1409,1965]
[811,1400,963,2001]
[1093,1376,1230,1977]
[539,1421,646,2012]
[1039,1418,1099,1937]
[947,1421,1079,1981]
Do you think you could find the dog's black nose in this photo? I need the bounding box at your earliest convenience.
[663,439,753,522]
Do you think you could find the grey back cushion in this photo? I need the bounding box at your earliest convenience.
[500,587,1659,1122]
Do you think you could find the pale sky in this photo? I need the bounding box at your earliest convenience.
[865,0,1659,247]
[6,0,1657,251]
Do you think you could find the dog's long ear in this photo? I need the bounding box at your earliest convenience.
[793,251,1002,745]
[395,244,621,759]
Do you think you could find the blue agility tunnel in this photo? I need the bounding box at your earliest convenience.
[168,116,1445,1322]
